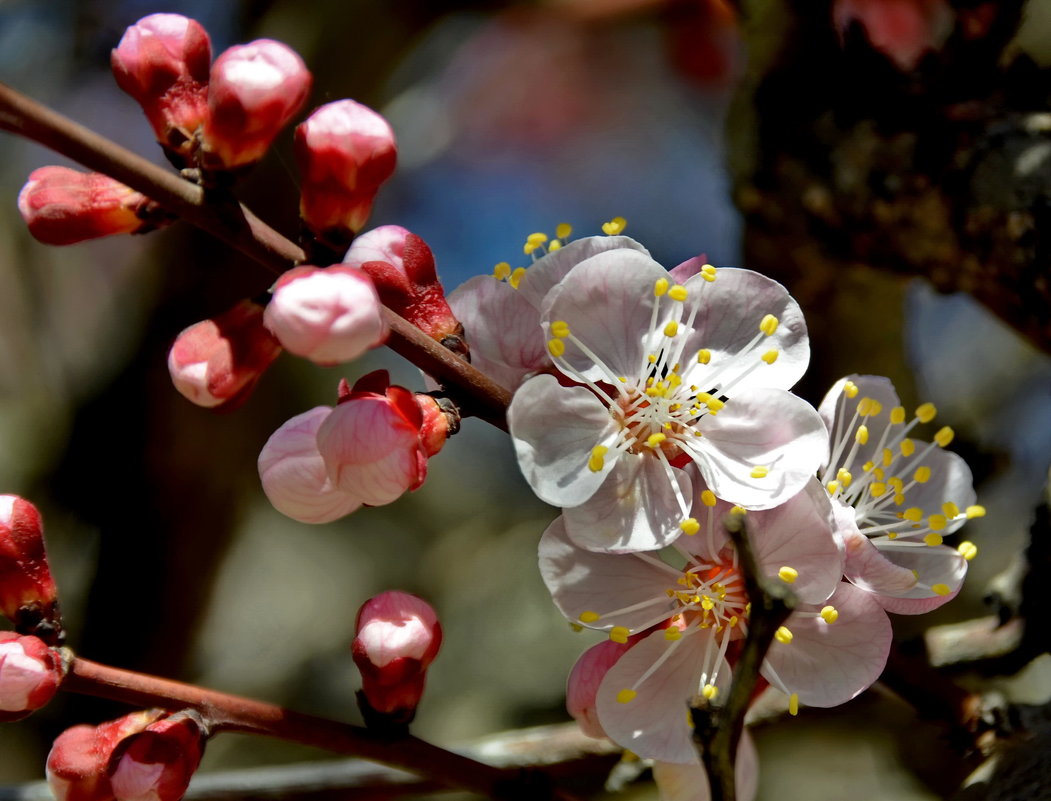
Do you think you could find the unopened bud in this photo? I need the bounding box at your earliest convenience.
[295,99,397,248]
[258,406,362,524]
[353,590,442,726]
[566,637,639,739]
[168,299,282,410]
[202,40,312,170]
[263,266,388,365]
[111,14,212,159]
[833,0,952,70]
[18,167,163,246]
[0,495,61,643]
[343,226,464,349]
[0,632,65,721]
[414,395,457,458]
[109,712,206,801]
[316,371,430,506]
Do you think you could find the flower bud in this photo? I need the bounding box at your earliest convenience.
[109,712,206,801]
[0,495,61,643]
[833,0,951,70]
[201,40,312,171]
[168,299,282,410]
[566,638,638,740]
[0,632,65,721]
[17,167,160,246]
[295,99,397,247]
[352,590,442,726]
[263,266,388,365]
[111,14,212,159]
[316,371,431,506]
[343,227,464,349]
[258,406,362,524]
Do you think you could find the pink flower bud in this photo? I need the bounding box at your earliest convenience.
[0,495,61,643]
[258,406,362,524]
[202,40,312,170]
[566,638,639,740]
[414,395,455,458]
[343,226,464,347]
[295,100,397,245]
[316,371,430,506]
[48,710,164,801]
[168,299,282,410]
[833,0,951,70]
[109,712,206,801]
[352,590,442,724]
[111,14,212,157]
[17,167,156,246]
[263,266,389,365]
[0,632,65,721]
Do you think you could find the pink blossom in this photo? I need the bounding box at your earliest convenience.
[566,637,641,740]
[17,167,155,246]
[0,495,61,642]
[110,14,211,157]
[833,0,952,70]
[168,299,282,409]
[263,265,388,365]
[202,39,312,170]
[0,632,64,721]
[353,591,442,722]
[109,712,206,801]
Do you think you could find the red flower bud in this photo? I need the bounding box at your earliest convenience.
[0,495,61,643]
[0,632,65,722]
[295,99,397,246]
[17,167,158,246]
[109,712,206,801]
[202,40,312,171]
[168,299,282,410]
[353,591,442,726]
[111,14,212,158]
[343,227,464,349]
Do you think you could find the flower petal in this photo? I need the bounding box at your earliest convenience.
[517,235,650,310]
[652,731,759,801]
[818,374,900,468]
[835,503,920,596]
[867,542,968,614]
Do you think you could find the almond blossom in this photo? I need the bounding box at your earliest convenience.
[818,374,983,613]
[540,478,891,763]
[508,246,828,552]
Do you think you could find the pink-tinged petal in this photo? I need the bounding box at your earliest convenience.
[890,448,976,533]
[541,250,670,382]
[257,406,362,524]
[598,629,730,763]
[682,389,828,510]
[447,276,547,391]
[539,516,677,630]
[818,375,900,455]
[835,505,919,596]
[867,543,967,614]
[562,457,693,553]
[667,254,708,284]
[509,375,620,507]
[678,269,809,392]
[517,235,650,310]
[652,731,759,801]
[763,582,891,707]
[567,639,639,739]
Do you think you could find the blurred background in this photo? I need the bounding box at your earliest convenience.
[1,1,1050,799]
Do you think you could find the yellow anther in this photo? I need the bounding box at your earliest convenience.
[858,397,882,417]
[493,261,511,280]
[664,321,679,337]
[775,626,793,644]
[745,602,751,614]
[646,433,667,448]
[931,583,952,597]
[820,606,839,624]
[913,466,932,484]
[588,445,608,473]
[924,532,944,547]
[893,494,905,506]
[928,514,947,532]
[605,216,628,235]
[751,466,769,479]
[903,507,924,523]
[836,468,853,488]
[527,232,548,244]
[669,284,689,302]
[509,267,527,288]
[680,518,700,536]
[869,482,887,498]
[760,314,779,336]
[889,477,904,492]
[556,222,573,239]
[966,505,986,519]
[547,339,566,358]
[958,541,978,560]
[886,532,898,539]
[664,627,682,641]
[843,380,859,398]
[730,506,747,516]
[856,425,869,445]
[550,320,570,338]
[700,596,715,611]
[702,684,719,700]
[890,406,906,425]
[882,448,894,467]
[616,688,637,704]
[861,461,874,473]
[523,242,539,255]
[826,480,840,495]
[610,626,630,644]
[789,693,799,716]
[548,240,562,251]
[697,349,712,365]
[647,355,658,366]
[706,397,725,413]
[942,502,960,518]
[916,402,937,423]
[778,566,799,584]
[701,490,717,507]
[935,426,955,447]
[578,611,601,623]
[728,616,739,627]
[700,264,717,282]
[654,277,670,297]
[761,349,779,364]
[900,439,915,457]
[874,468,885,479]
[569,623,583,632]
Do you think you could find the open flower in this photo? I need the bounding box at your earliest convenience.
[818,375,982,613]
[509,248,827,552]
[541,479,889,763]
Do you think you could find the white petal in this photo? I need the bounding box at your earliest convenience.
[652,731,759,801]
[818,374,900,470]
[517,235,650,309]
[869,543,968,614]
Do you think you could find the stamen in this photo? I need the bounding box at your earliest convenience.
[843,381,859,398]
[610,626,630,644]
[669,285,689,302]
[958,541,978,560]
[700,490,717,507]
[774,626,793,644]
[890,407,906,424]
[913,466,932,484]
[547,339,566,357]
[916,402,937,423]
[579,611,601,623]
[493,261,511,280]
[700,264,717,282]
[820,606,838,624]
[556,222,573,239]
[616,688,637,703]
[665,627,682,641]
[778,566,798,584]
[931,583,951,596]
[588,445,608,472]
[702,684,718,700]
[856,425,869,445]
[934,426,954,447]
[654,277,669,297]
[681,518,700,536]
[751,466,769,479]
[966,505,986,518]
[550,320,570,338]
[664,321,679,337]
[509,267,527,288]
[602,216,627,236]
[900,439,915,457]
[761,349,779,364]
[760,314,779,336]
[923,533,943,546]
[697,349,711,364]
[789,693,799,716]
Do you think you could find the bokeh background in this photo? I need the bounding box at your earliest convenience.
[1,1,1050,799]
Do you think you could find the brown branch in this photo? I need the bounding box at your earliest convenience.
[0,81,511,430]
